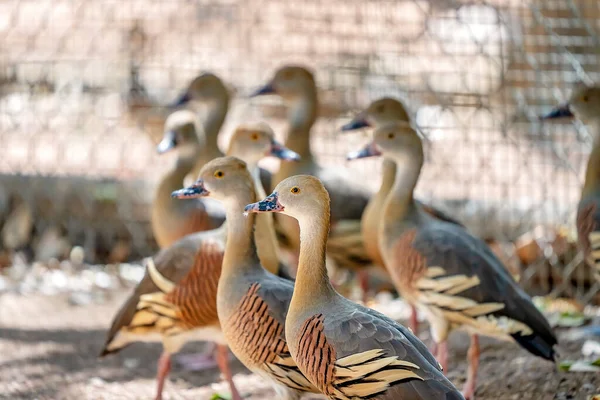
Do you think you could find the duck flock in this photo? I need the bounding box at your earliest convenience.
[99,64,600,400]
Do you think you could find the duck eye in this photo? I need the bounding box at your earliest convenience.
[387,133,395,139]
[582,95,589,103]
[250,133,259,141]
[282,70,293,80]
[290,186,300,194]
[214,170,224,178]
[376,104,385,114]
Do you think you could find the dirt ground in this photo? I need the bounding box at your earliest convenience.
[0,289,598,400]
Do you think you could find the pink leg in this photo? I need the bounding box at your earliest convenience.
[409,305,419,334]
[437,340,448,373]
[462,335,480,400]
[215,344,242,400]
[358,269,370,304]
[155,351,171,400]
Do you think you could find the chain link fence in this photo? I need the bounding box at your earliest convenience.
[1,0,599,302]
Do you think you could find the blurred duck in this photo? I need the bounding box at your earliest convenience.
[172,73,272,191]
[224,122,297,278]
[541,84,600,281]
[348,123,557,399]
[1,194,33,257]
[172,156,320,399]
[342,97,464,320]
[252,65,371,287]
[245,175,463,400]
[100,124,298,400]
[152,110,225,248]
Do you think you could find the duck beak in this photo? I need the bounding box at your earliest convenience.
[340,112,370,131]
[269,140,301,161]
[171,179,209,199]
[170,92,191,108]
[540,104,574,120]
[250,82,275,97]
[244,192,284,213]
[346,141,382,160]
[157,131,178,154]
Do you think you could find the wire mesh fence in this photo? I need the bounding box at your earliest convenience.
[1,0,599,302]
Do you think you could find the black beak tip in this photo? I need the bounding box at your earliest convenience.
[539,106,574,121]
[250,84,275,98]
[341,119,370,131]
[169,92,191,109]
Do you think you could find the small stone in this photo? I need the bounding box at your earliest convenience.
[119,263,144,283]
[123,358,139,369]
[47,258,61,270]
[582,340,600,357]
[89,377,106,386]
[0,276,9,292]
[70,246,85,265]
[582,383,595,393]
[49,269,68,289]
[68,291,92,306]
[94,271,112,289]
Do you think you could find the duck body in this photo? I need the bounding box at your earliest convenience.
[151,111,225,249]
[217,263,317,398]
[102,228,226,354]
[286,294,463,400]
[353,123,556,398]
[247,175,463,400]
[100,225,232,400]
[577,186,600,277]
[183,156,318,398]
[540,86,600,280]
[575,145,600,278]
[381,210,556,356]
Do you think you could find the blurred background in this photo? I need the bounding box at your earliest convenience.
[1,1,600,398]
[2,0,599,303]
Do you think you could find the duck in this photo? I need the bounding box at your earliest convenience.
[99,124,299,400]
[540,84,600,281]
[171,72,272,191]
[348,122,557,399]
[251,65,371,288]
[152,110,225,248]
[245,175,464,400]
[172,156,320,399]
[342,97,464,327]
[224,122,298,278]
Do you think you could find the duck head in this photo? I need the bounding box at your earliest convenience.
[171,156,253,203]
[251,65,316,101]
[245,175,330,221]
[347,122,422,162]
[227,122,300,165]
[171,72,229,107]
[341,97,411,131]
[157,110,200,157]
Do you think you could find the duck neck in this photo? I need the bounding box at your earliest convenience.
[383,149,424,223]
[291,211,336,310]
[201,96,229,159]
[285,92,317,162]
[249,165,281,275]
[221,191,260,276]
[378,159,397,199]
[163,150,198,190]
